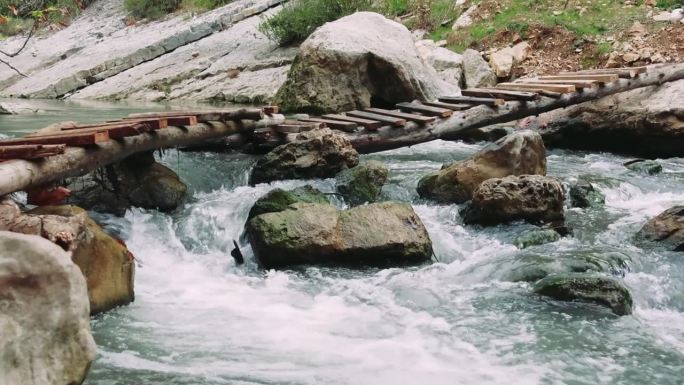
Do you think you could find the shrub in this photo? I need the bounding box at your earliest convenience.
[124,0,181,20]
[181,0,233,12]
[258,0,374,46]
[656,0,684,9]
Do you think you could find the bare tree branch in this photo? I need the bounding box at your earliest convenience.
[0,56,27,77]
[0,22,36,57]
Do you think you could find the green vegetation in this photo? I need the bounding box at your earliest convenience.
[124,0,181,19]
[447,0,645,52]
[0,0,92,37]
[656,0,684,9]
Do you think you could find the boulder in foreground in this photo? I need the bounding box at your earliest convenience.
[534,273,633,316]
[636,206,684,251]
[462,175,565,226]
[0,231,96,385]
[274,12,456,113]
[250,128,359,185]
[417,130,546,203]
[247,202,433,268]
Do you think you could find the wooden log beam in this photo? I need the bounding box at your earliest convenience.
[339,63,684,154]
[0,144,66,160]
[0,115,285,196]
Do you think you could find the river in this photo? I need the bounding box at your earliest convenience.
[2,100,683,384]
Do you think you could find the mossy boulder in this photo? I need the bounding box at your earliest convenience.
[335,160,389,206]
[533,273,633,316]
[29,205,135,315]
[569,180,605,208]
[68,151,187,215]
[248,185,329,220]
[624,159,662,175]
[247,201,433,268]
[514,228,561,249]
[417,130,547,203]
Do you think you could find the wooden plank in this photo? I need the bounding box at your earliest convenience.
[322,114,383,130]
[538,74,618,83]
[497,82,577,93]
[518,79,599,90]
[438,96,505,106]
[396,102,453,118]
[126,108,265,122]
[298,118,357,132]
[560,67,646,79]
[486,86,562,98]
[422,101,473,111]
[346,110,406,127]
[364,108,437,123]
[166,116,198,127]
[0,131,109,146]
[29,123,152,139]
[0,144,66,160]
[461,88,540,101]
[77,119,167,130]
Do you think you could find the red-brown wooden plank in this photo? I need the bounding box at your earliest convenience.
[0,144,66,160]
[396,102,453,118]
[298,118,358,132]
[346,110,406,127]
[364,108,437,124]
[322,114,382,130]
[0,131,109,146]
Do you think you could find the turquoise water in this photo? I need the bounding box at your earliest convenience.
[2,100,683,384]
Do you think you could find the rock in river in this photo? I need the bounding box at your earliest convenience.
[247,202,433,268]
[336,160,389,206]
[462,175,565,226]
[274,12,456,113]
[68,151,187,215]
[30,205,136,315]
[0,231,96,385]
[533,273,633,316]
[624,159,663,175]
[636,206,684,251]
[417,130,546,203]
[250,128,360,185]
[569,180,605,208]
[514,228,561,249]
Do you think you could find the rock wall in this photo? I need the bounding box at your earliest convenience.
[0,0,294,103]
[0,231,96,385]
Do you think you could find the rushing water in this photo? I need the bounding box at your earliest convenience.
[2,100,684,384]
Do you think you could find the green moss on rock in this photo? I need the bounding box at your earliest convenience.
[336,160,389,206]
[533,273,633,316]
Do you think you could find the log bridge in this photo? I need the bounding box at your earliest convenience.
[0,63,682,197]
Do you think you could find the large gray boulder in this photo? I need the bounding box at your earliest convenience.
[462,175,565,226]
[462,49,497,88]
[533,273,633,316]
[274,12,457,113]
[535,79,684,158]
[250,128,360,184]
[247,201,433,268]
[68,151,187,215]
[0,231,96,385]
[636,206,684,251]
[417,130,546,203]
[247,185,330,220]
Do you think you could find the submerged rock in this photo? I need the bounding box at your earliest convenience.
[515,228,561,249]
[248,185,330,220]
[504,250,632,283]
[569,180,606,208]
[417,130,547,203]
[30,205,136,315]
[636,206,684,251]
[68,151,187,215]
[247,202,433,268]
[250,128,359,185]
[336,160,389,206]
[462,175,565,226]
[0,231,96,385]
[624,159,663,175]
[533,273,633,316]
[274,12,456,113]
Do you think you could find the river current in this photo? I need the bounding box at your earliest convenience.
[2,100,683,384]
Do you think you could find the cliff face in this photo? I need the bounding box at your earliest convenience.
[0,0,296,103]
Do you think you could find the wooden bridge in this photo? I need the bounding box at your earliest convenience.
[0,63,681,197]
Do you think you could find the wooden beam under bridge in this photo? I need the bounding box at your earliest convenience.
[0,115,285,197]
